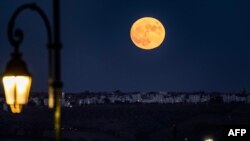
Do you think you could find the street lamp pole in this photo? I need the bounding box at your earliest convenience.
[4,0,62,140]
[52,0,62,140]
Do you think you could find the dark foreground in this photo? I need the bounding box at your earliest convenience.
[0,103,250,141]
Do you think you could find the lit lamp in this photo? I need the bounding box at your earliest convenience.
[2,1,63,140]
[204,137,213,141]
[2,52,32,113]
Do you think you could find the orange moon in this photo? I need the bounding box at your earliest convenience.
[130,17,166,50]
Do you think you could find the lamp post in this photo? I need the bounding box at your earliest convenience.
[1,0,62,140]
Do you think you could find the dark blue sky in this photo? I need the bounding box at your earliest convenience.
[1,0,250,92]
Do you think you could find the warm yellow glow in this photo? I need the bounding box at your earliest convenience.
[48,86,54,108]
[2,76,32,113]
[2,76,15,104]
[205,138,213,141]
[130,17,166,50]
[10,104,22,113]
[16,76,32,104]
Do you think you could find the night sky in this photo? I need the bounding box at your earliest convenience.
[1,0,250,92]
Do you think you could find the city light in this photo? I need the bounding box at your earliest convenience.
[205,137,213,141]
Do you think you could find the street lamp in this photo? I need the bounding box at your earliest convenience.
[2,52,32,113]
[1,0,62,140]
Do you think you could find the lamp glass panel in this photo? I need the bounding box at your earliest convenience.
[2,76,32,105]
[2,76,16,104]
[16,76,32,104]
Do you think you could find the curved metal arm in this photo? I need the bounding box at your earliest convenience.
[8,3,52,52]
[7,3,54,112]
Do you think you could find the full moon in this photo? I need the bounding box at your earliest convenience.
[130,17,166,50]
